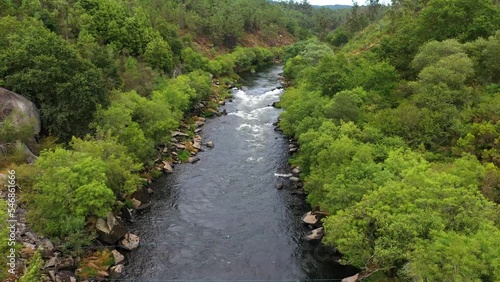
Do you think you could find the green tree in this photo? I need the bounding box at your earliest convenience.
[70,136,143,197]
[143,37,174,73]
[27,148,115,238]
[0,16,108,141]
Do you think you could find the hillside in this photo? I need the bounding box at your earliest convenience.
[279,0,500,280]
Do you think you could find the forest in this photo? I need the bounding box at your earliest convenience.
[0,0,498,281]
[279,0,500,280]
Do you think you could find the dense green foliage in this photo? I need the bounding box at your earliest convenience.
[1,0,353,261]
[280,0,500,280]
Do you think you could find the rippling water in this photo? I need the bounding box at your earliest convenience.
[123,66,357,281]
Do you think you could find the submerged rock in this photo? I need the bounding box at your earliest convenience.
[275,182,284,190]
[120,233,140,251]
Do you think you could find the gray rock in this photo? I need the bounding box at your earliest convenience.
[40,239,55,258]
[131,187,151,205]
[174,143,186,150]
[192,141,202,150]
[302,211,319,226]
[162,161,173,173]
[205,141,214,148]
[275,182,284,190]
[58,256,75,270]
[120,233,140,251]
[112,249,125,265]
[110,264,124,278]
[342,273,359,282]
[188,156,200,163]
[45,256,58,269]
[0,88,41,163]
[292,167,300,175]
[289,176,300,183]
[306,227,324,241]
[171,131,188,137]
[95,213,128,244]
[48,270,56,281]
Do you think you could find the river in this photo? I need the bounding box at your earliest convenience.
[122,65,357,281]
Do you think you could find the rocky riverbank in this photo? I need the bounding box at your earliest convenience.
[0,79,237,282]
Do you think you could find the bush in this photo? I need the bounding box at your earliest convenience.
[27,148,115,238]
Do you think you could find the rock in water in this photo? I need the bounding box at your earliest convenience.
[112,249,125,265]
[188,156,200,163]
[120,233,140,251]
[205,141,214,148]
[110,264,125,278]
[275,182,284,190]
[306,227,324,241]
[302,211,319,226]
[289,176,300,182]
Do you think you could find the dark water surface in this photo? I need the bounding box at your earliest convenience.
[123,66,357,281]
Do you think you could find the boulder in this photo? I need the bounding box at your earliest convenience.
[289,176,300,183]
[44,256,58,269]
[205,141,214,148]
[188,156,200,163]
[40,238,55,258]
[342,273,359,282]
[58,256,76,270]
[290,147,298,153]
[174,143,186,150]
[302,211,319,226]
[162,161,173,173]
[306,227,324,241]
[48,270,56,281]
[275,182,283,190]
[120,206,134,220]
[171,131,188,137]
[292,167,300,175]
[0,88,41,164]
[110,264,124,278]
[194,128,203,133]
[194,120,205,127]
[131,187,151,205]
[111,249,125,265]
[192,141,202,150]
[120,233,140,251]
[131,198,141,209]
[96,213,128,244]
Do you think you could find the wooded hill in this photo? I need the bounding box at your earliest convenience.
[279,0,500,280]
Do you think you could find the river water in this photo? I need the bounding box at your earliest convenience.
[123,65,357,281]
